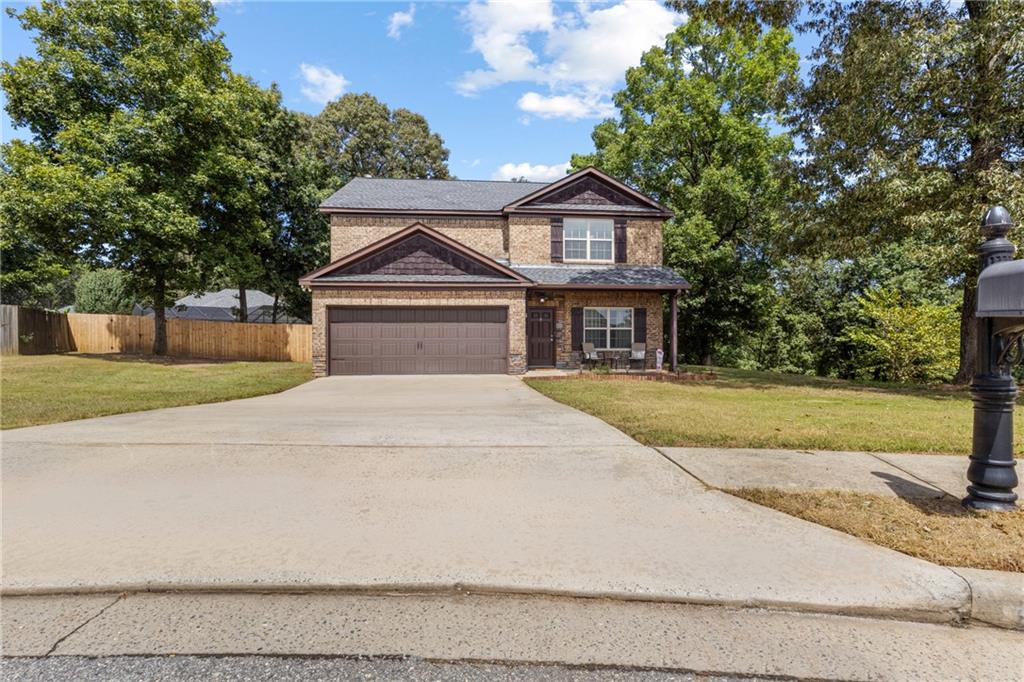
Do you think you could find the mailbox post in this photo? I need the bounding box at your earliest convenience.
[964,206,1023,512]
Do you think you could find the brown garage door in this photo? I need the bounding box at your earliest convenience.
[328,307,508,375]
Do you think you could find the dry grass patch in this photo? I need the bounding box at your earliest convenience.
[729,488,1024,572]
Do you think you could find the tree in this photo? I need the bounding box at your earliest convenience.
[797,0,1024,382]
[572,18,799,365]
[74,268,133,314]
[309,92,450,189]
[846,289,960,383]
[0,223,80,309]
[674,0,1024,381]
[1,0,265,353]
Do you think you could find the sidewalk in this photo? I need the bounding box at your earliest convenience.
[656,447,968,498]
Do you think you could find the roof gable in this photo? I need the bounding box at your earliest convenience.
[300,223,532,287]
[503,167,671,216]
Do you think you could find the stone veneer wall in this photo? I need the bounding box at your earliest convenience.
[311,288,527,377]
[525,290,664,368]
[330,215,507,262]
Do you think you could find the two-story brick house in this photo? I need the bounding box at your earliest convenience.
[299,167,689,376]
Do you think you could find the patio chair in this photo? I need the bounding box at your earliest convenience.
[629,342,647,371]
[582,342,601,371]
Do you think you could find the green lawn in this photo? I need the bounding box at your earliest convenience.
[1,354,311,429]
[526,367,1024,455]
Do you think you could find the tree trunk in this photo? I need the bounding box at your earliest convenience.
[272,293,279,324]
[955,2,1004,383]
[237,285,247,323]
[153,275,168,355]
[955,283,978,384]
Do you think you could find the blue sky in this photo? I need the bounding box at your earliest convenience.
[2,0,818,182]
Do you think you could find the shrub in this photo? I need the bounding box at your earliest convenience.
[73,269,134,315]
[845,289,959,384]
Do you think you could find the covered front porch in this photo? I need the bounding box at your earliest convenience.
[523,287,683,372]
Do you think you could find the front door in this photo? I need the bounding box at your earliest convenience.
[526,307,555,367]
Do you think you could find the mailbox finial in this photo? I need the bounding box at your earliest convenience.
[979,206,1016,270]
[982,205,1013,239]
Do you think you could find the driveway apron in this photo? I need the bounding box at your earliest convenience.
[1,375,969,621]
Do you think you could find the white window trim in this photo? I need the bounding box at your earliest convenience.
[563,217,614,263]
[583,307,634,350]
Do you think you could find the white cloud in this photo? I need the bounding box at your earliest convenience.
[518,91,614,121]
[298,63,349,105]
[456,0,680,119]
[388,5,416,39]
[456,0,555,95]
[492,161,571,182]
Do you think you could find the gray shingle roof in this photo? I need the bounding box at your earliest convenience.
[175,288,276,308]
[321,178,547,212]
[511,264,690,288]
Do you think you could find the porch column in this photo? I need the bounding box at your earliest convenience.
[670,289,679,372]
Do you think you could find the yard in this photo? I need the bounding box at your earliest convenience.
[526,368,1024,455]
[729,489,1024,572]
[1,354,311,429]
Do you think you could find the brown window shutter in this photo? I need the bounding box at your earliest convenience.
[550,217,564,262]
[633,307,646,344]
[614,218,627,263]
[571,307,584,350]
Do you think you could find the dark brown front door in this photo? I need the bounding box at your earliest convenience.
[526,307,555,367]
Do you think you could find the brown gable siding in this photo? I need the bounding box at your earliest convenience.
[336,233,503,278]
[524,176,642,208]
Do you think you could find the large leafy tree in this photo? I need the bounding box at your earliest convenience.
[0,0,267,352]
[572,18,799,365]
[674,0,1024,381]
[309,92,451,189]
[797,0,1023,382]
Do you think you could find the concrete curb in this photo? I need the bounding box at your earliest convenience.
[0,579,970,627]
[949,566,1024,630]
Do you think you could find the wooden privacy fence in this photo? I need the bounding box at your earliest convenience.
[0,306,311,362]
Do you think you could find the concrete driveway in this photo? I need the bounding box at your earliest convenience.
[1,376,969,621]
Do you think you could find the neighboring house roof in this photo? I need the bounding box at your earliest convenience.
[511,264,690,290]
[175,289,276,308]
[320,178,547,212]
[134,288,303,323]
[318,168,672,218]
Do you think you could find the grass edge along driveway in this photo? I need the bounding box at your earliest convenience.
[2,354,311,429]
[525,367,1024,455]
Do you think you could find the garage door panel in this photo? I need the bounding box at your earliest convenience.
[329,307,508,375]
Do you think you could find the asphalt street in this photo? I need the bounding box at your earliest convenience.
[1,656,758,682]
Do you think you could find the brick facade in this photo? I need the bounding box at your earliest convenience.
[311,288,527,377]
[526,290,665,369]
[507,216,551,264]
[329,214,663,266]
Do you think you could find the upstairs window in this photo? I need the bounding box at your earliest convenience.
[564,218,613,261]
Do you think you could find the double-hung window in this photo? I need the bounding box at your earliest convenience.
[564,218,613,262]
[584,307,633,350]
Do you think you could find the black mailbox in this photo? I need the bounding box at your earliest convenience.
[965,206,1022,512]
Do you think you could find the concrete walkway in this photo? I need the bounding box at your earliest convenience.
[2,376,971,623]
[658,447,970,499]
